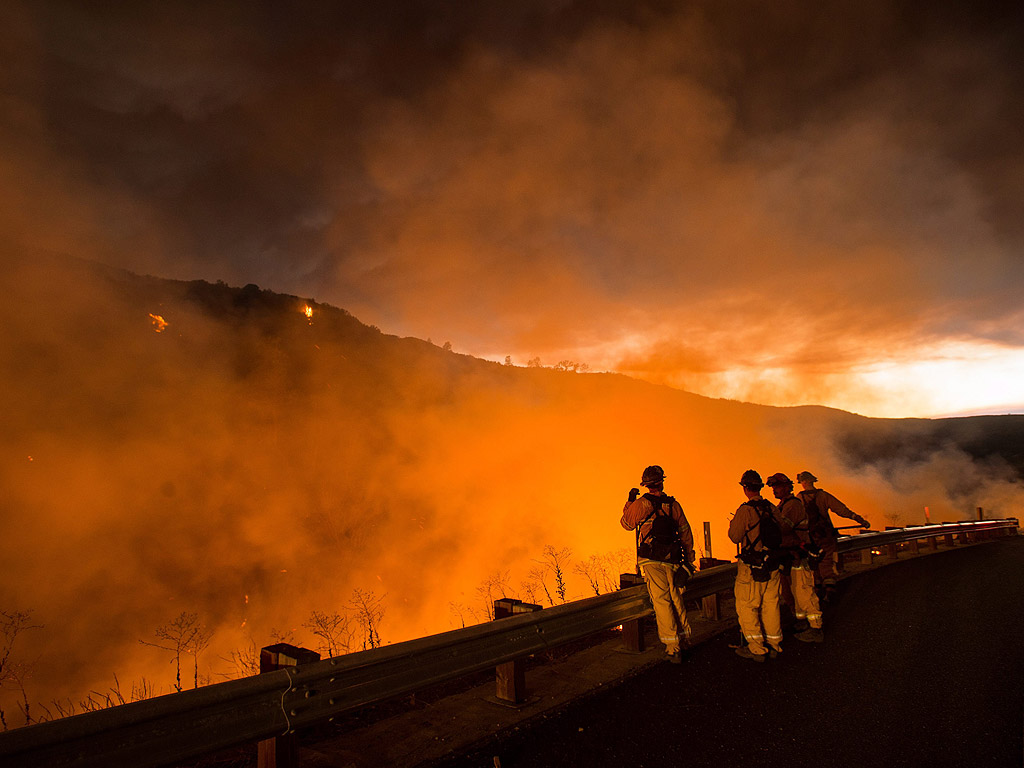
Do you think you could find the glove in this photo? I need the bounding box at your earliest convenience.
[859,517,871,529]
[628,487,639,503]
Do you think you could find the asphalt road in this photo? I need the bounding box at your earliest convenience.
[434,537,1024,768]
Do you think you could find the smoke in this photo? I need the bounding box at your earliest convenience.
[1,255,1021,724]
[2,2,1023,417]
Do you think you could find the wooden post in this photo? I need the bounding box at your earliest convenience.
[703,522,713,559]
[619,573,646,653]
[860,548,873,565]
[489,598,540,708]
[258,643,321,768]
[702,594,720,621]
[977,507,984,521]
[927,536,938,550]
[886,543,899,560]
[493,598,542,705]
[944,532,955,547]
[907,538,919,555]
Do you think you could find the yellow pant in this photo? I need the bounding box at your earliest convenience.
[641,559,690,654]
[790,563,823,629]
[734,562,782,655]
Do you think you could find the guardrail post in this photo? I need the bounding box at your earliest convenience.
[697,559,730,620]
[618,573,646,652]
[860,547,873,565]
[493,598,542,705]
[927,536,938,550]
[258,643,321,768]
[907,538,919,555]
[943,532,955,547]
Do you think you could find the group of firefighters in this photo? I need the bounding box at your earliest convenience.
[620,465,871,664]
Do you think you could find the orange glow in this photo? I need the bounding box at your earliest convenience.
[303,304,314,323]
[148,313,168,333]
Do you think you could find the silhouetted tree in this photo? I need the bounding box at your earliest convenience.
[574,555,605,596]
[554,360,589,373]
[1,609,41,729]
[303,611,352,658]
[475,570,514,619]
[349,589,385,649]
[140,612,203,693]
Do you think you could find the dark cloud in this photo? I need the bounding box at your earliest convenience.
[2,0,1023,415]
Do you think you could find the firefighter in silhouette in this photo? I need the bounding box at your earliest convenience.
[620,465,695,664]
[767,473,823,642]
[728,470,784,661]
[797,471,870,602]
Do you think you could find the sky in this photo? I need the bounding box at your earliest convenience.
[2,0,1024,418]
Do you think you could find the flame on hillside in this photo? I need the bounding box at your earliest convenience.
[148,313,168,333]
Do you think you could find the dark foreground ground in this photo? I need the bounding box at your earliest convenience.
[432,537,1024,768]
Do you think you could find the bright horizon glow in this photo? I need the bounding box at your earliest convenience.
[475,339,1024,419]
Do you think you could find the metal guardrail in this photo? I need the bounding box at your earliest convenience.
[0,518,1016,768]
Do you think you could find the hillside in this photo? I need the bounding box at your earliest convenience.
[1,253,1021,719]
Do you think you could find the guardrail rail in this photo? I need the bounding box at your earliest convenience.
[0,517,1017,768]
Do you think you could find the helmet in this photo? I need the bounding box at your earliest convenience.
[765,472,792,487]
[641,465,666,487]
[739,469,763,489]
[796,471,818,483]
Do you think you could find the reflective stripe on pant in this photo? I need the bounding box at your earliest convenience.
[640,559,689,654]
[734,561,782,654]
[790,563,823,628]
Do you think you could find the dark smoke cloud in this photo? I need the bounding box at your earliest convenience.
[2,1,1023,416]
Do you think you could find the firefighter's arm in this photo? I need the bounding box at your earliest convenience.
[673,501,696,563]
[728,505,751,544]
[824,491,870,528]
[620,498,647,531]
[780,498,806,531]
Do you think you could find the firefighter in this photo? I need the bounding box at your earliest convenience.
[620,465,695,664]
[796,471,871,602]
[728,470,784,662]
[766,473,823,643]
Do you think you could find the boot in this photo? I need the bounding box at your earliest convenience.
[796,627,824,643]
[735,646,766,663]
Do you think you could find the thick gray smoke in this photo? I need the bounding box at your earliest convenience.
[1,1,1023,415]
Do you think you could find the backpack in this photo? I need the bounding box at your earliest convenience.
[749,498,783,550]
[738,499,786,581]
[802,489,838,539]
[636,494,683,564]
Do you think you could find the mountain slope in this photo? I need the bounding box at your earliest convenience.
[1,253,1020,715]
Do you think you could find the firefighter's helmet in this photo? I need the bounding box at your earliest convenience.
[765,472,793,487]
[796,471,818,483]
[739,469,763,488]
[641,465,666,487]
